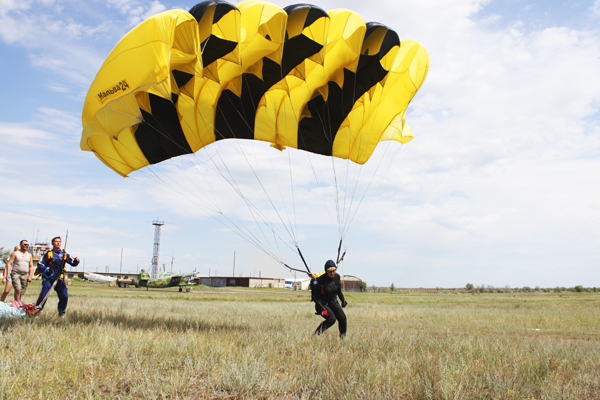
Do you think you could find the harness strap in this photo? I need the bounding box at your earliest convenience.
[42,250,69,279]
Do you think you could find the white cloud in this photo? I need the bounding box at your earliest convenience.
[105,0,167,26]
[0,1,182,92]
[0,122,55,146]
[307,0,600,286]
[47,83,71,93]
[34,108,81,138]
[139,1,167,23]
[0,2,116,90]
[521,4,533,12]
[0,107,82,151]
[0,0,30,14]
[591,0,600,16]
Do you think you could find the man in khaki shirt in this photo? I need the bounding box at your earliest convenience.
[5,240,34,300]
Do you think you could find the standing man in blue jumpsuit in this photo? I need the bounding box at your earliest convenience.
[36,237,79,316]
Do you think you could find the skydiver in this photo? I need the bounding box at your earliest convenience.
[5,241,34,301]
[1,246,19,302]
[35,237,79,317]
[309,260,348,338]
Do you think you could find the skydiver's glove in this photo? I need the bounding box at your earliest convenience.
[342,300,348,308]
[42,267,54,280]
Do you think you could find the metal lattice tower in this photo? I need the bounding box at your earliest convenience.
[150,219,164,278]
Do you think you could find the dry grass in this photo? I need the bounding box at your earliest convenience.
[1,283,599,399]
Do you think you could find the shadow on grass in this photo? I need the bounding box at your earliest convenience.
[1,308,251,333]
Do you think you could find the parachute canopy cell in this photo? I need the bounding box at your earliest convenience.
[81,1,429,177]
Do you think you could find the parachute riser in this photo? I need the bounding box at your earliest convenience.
[280,246,313,277]
[296,246,312,275]
[282,263,307,274]
[338,250,347,264]
[336,239,342,264]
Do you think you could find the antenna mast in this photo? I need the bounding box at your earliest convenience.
[151,219,164,278]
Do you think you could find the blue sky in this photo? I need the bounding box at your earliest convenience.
[1,0,599,287]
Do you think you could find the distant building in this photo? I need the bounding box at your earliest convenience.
[0,242,51,279]
[73,271,138,281]
[289,274,364,291]
[24,243,138,281]
[0,266,139,282]
[28,242,52,270]
[194,276,287,288]
[341,275,363,292]
[292,279,311,291]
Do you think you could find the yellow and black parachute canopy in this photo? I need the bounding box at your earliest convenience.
[81,1,429,177]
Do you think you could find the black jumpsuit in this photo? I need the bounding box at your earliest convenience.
[311,273,347,337]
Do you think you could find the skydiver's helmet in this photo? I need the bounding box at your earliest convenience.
[324,260,337,272]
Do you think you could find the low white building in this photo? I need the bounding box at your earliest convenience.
[292,279,312,291]
[193,274,363,291]
[290,275,364,291]
[195,276,288,288]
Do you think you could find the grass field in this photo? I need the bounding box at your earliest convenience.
[1,282,599,399]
